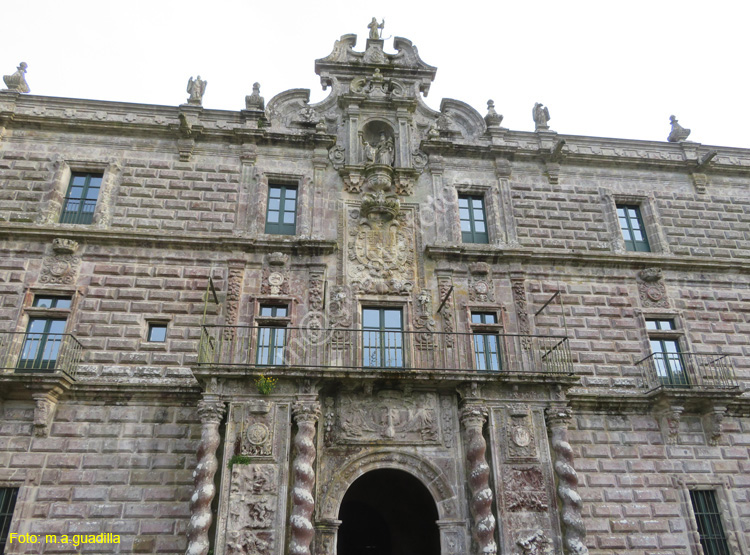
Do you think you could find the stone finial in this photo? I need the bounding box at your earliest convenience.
[367,17,384,40]
[533,102,550,131]
[484,100,503,127]
[245,82,265,111]
[667,115,690,142]
[3,62,30,93]
[186,75,207,105]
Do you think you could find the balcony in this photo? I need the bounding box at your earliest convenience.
[0,331,83,378]
[59,197,96,225]
[196,325,572,376]
[636,352,738,391]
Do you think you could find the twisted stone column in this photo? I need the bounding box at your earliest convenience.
[460,404,497,555]
[289,400,321,555]
[186,397,226,555]
[546,407,588,555]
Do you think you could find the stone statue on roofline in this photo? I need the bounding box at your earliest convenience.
[3,62,30,93]
[186,75,207,105]
[533,102,550,131]
[245,82,265,111]
[667,115,691,142]
[368,17,384,40]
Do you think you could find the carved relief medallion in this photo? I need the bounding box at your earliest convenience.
[637,267,669,309]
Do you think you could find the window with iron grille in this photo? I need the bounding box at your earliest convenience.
[459,195,489,244]
[616,204,650,252]
[60,173,102,225]
[362,308,403,369]
[18,296,71,372]
[265,185,297,235]
[471,312,501,372]
[256,306,289,366]
[689,490,731,555]
[0,487,19,555]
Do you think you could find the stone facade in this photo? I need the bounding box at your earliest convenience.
[1,23,749,555]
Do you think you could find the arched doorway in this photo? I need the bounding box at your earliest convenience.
[337,468,440,555]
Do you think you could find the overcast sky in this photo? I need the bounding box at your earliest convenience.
[3,0,748,148]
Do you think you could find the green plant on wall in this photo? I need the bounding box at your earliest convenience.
[227,454,252,469]
[255,374,277,395]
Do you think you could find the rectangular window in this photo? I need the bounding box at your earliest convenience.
[60,173,102,225]
[147,323,167,342]
[257,306,288,366]
[459,195,489,244]
[362,308,403,369]
[265,185,297,235]
[0,488,19,555]
[646,318,688,387]
[18,296,71,372]
[689,490,731,555]
[471,312,501,372]
[617,204,650,252]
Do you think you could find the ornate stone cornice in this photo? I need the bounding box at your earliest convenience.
[425,243,750,273]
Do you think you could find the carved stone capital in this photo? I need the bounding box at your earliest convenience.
[459,403,487,429]
[197,398,226,424]
[293,401,321,424]
[545,405,572,429]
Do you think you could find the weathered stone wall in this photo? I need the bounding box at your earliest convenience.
[570,412,750,554]
[0,400,199,554]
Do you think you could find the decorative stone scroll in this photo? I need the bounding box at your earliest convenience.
[460,403,497,555]
[32,393,57,438]
[40,238,81,285]
[336,391,440,444]
[704,406,727,446]
[637,267,669,309]
[289,400,321,555]
[224,265,244,339]
[511,273,531,337]
[186,397,226,555]
[545,407,588,555]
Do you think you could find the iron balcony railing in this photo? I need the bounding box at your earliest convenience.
[59,197,97,225]
[636,352,738,390]
[0,331,83,378]
[197,325,572,374]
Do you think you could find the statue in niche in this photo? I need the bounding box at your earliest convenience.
[361,135,377,164]
[368,17,384,39]
[667,115,691,142]
[186,76,207,105]
[533,103,550,130]
[374,132,395,166]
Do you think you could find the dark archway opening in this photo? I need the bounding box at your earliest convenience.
[337,469,440,555]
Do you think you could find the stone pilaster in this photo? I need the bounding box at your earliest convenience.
[545,406,588,555]
[460,402,497,555]
[186,396,226,555]
[289,399,321,555]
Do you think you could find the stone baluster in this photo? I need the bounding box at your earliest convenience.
[289,400,321,555]
[186,397,226,555]
[460,403,497,555]
[546,406,589,555]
